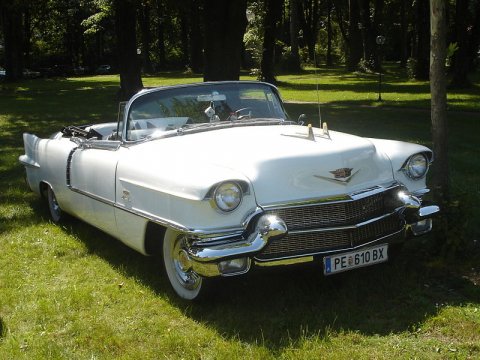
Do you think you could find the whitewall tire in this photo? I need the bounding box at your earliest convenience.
[162,229,206,301]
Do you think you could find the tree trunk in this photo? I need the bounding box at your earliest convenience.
[468,1,480,70]
[326,0,333,66]
[450,0,470,88]
[24,7,31,69]
[1,3,24,81]
[156,0,166,69]
[300,0,320,63]
[288,0,301,71]
[415,0,430,80]
[114,0,143,100]
[430,0,448,201]
[139,2,154,73]
[346,0,362,71]
[203,0,248,81]
[400,0,409,67]
[189,0,203,73]
[179,7,189,66]
[261,0,282,83]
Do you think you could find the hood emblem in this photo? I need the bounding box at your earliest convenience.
[314,167,359,184]
[330,167,353,179]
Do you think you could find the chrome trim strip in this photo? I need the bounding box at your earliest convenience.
[113,202,190,232]
[69,186,115,207]
[261,182,401,210]
[68,184,248,238]
[253,228,405,262]
[288,212,399,235]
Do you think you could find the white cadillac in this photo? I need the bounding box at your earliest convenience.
[20,81,439,300]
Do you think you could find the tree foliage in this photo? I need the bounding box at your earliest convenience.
[0,0,478,83]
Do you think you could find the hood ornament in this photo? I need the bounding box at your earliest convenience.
[314,167,359,184]
[281,123,330,141]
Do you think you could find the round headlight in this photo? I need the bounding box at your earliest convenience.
[405,153,429,179]
[214,182,242,212]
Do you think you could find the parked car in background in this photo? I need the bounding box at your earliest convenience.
[74,66,89,75]
[0,67,5,80]
[95,64,111,74]
[23,69,41,79]
[19,81,439,300]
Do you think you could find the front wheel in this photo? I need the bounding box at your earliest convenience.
[162,229,208,301]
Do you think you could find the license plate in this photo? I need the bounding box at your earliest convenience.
[323,244,388,275]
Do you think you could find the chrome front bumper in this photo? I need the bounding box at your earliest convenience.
[185,214,288,277]
[398,191,440,235]
[183,189,440,278]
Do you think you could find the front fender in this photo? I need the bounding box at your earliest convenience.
[368,138,433,192]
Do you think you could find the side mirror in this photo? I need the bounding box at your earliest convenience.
[298,114,307,125]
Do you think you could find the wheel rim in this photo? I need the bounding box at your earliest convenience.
[163,230,202,299]
[47,187,62,222]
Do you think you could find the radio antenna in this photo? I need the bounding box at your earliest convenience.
[313,50,322,128]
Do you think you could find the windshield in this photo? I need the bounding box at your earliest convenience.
[125,82,288,141]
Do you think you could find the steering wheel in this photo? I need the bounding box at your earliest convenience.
[228,107,252,121]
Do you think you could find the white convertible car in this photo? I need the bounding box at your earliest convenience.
[20,81,439,300]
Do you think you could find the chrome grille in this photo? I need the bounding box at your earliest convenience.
[264,190,395,230]
[256,187,404,261]
[257,215,404,260]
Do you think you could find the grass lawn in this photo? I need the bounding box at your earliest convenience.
[0,67,479,359]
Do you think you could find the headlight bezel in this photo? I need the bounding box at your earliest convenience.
[212,181,244,213]
[402,152,430,180]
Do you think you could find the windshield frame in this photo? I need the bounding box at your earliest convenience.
[121,81,290,143]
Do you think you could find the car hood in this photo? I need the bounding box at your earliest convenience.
[119,124,394,206]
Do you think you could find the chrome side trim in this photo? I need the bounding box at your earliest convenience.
[69,183,249,239]
[114,201,246,237]
[69,186,116,207]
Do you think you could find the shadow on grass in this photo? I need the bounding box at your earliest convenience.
[3,75,480,352]
[21,183,476,351]
[0,316,6,338]
[44,211,480,351]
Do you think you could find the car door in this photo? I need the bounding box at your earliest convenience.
[68,140,123,236]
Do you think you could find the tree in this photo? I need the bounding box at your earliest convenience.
[300,0,321,63]
[415,0,430,79]
[1,1,25,81]
[261,0,283,83]
[138,0,154,73]
[346,0,362,71]
[288,0,301,71]
[399,0,410,68]
[326,0,333,66]
[203,0,248,81]
[450,0,473,88]
[188,0,204,73]
[113,0,143,100]
[430,0,448,201]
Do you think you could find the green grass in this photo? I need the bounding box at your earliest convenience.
[1,68,479,359]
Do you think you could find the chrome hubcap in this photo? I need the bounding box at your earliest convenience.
[171,237,201,290]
